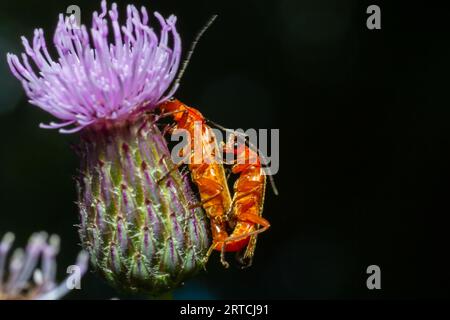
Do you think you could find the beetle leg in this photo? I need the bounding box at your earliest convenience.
[202,221,230,267]
[220,242,230,268]
[161,122,177,136]
[157,161,184,184]
[188,177,224,210]
[157,153,191,184]
[222,213,270,243]
[236,236,257,269]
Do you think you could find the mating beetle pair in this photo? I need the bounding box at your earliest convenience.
[157,99,276,268]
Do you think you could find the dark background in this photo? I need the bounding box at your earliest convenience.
[1,0,450,299]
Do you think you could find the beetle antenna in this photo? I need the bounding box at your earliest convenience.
[170,14,218,93]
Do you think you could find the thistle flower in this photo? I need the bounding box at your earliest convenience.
[0,232,88,300]
[7,0,180,133]
[6,1,210,296]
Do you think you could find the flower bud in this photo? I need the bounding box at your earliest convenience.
[77,114,210,295]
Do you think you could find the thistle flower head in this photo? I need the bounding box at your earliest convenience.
[77,116,210,296]
[7,0,181,133]
[0,232,88,300]
[7,1,210,296]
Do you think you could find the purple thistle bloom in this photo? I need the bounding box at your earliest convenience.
[7,0,181,133]
[0,232,88,300]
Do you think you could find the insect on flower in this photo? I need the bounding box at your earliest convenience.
[0,232,88,300]
[220,134,272,268]
[156,15,277,268]
[159,98,234,267]
[159,99,274,268]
